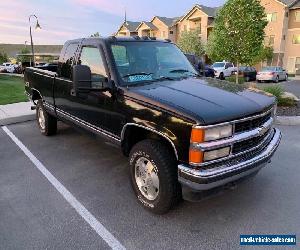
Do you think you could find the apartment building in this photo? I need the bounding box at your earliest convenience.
[261,0,300,74]
[115,0,300,75]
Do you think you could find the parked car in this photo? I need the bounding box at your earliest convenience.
[237,66,257,82]
[0,65,7,73]
[24,37,281,214]
[256,66,288,83]
[1,62,15,73]
[184,53,214,77]
[212,61,236,80]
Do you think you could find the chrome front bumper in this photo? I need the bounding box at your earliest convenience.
[178,128,282,191]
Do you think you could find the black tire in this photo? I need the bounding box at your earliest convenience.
[219,72,225,80]
[36,100,57,136]
[129,139,182,214]
[274,76,279,83]
[285,74,288,81]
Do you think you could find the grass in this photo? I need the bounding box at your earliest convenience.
[227,76,245,84]
[0,75,28,105]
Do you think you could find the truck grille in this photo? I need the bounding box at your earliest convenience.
[200,129,274,171]
[234,112,272,134]
[232,129,270,154]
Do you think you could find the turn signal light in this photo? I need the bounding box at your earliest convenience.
[190,128,204,143]
[189,149,203,164]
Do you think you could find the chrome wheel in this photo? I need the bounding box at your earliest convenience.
[38,107,45,130]
[135,157,159,201]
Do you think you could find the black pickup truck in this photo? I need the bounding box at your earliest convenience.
[24,37,282,214]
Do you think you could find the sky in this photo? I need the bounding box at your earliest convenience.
[0,0,225,45]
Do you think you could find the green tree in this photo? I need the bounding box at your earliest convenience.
[255,46,274,66]
[0,50,9,64]
[16,47,30,63]
[177,28,205,57]
[206,0,268,83]
[90,32,100,37]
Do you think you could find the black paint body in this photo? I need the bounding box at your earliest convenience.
[24,37,275,165]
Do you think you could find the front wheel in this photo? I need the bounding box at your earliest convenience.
[274,76,279,83]
[129,139,182,214]
[36,100,57,136]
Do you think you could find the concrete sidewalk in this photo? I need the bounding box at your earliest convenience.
[0,102,35,126]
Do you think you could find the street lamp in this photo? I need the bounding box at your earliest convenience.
[28,15,41,66]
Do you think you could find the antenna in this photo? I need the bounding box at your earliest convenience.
[124,8,127,24]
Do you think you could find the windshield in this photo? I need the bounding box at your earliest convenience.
[261,66,276,72]
[212,62,225,68]
[111,41,197,85]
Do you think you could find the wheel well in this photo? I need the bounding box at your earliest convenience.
[121,125,177,159]
[32,89,42,101]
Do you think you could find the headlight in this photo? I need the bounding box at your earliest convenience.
[191,124,233,143]
[204,147,231,161]
[189,125,233,164]
[204,125,233,141]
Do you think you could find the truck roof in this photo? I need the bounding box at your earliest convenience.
[65,36,172,45]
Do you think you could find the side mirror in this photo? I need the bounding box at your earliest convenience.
[73,65,92,92]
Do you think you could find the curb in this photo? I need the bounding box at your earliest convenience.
[275,116,300,126]
[0,113,35,126]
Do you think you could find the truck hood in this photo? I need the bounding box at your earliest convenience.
[127,77,275,125]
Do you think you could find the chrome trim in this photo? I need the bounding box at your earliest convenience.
[194,107,273,129]
[179,128,281,180]
[34,72,56,78]
[56,108,121,143]
[192,117,273,152]
[121,123,179,160]
[43,102,55,111]
[192,128,273,167]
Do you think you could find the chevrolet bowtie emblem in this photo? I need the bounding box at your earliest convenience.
[258,126,268,136]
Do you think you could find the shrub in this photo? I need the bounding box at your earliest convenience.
[262,85,296,107]
[278,97,297,107]
[227,76,245,84]
[262,85,284,99]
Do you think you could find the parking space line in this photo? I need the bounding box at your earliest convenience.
[2,126,126,250]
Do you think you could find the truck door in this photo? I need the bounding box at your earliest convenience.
[57,43,116,136]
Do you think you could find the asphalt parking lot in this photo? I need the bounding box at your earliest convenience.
[1,121,299,250]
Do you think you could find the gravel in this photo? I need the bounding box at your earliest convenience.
[277,103,300,116]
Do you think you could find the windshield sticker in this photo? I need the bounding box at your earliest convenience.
[128,75,153,82]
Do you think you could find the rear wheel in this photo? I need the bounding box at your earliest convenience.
[129,139,182,214]
[219,72,225,80]
[36,100,57,136]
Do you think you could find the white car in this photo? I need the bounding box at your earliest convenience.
[212,62,236,80]
[256,66,288,83]
[1,62,17,73]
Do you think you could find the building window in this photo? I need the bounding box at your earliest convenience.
[169,30,174,35]
[267,13,277,22]
[292,34,300,44]
[296,11,300,22]
[266,35,275,46]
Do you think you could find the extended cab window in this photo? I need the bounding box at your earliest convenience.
[60,43,78,79]
[79,47,107,88]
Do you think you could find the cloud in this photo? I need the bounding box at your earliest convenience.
[72,0,125,16]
